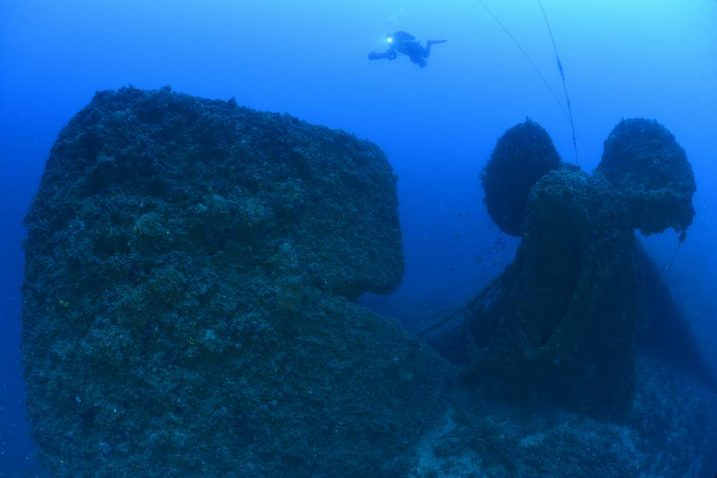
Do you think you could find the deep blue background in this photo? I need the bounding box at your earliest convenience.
[2,0,716,473]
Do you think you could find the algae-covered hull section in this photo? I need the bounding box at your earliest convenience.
[22,87,448,477]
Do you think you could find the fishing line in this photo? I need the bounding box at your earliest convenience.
[536,0,579,165]
[665,230,687,270]
[474,0,579,164]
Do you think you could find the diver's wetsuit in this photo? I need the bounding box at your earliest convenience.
[368,31,446,68]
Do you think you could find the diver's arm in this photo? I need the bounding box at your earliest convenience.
[368,49,397,61]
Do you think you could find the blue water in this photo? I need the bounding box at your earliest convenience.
[1,0,716,474]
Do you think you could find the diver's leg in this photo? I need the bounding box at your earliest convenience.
[423,40,447,58]
[410,55,427,68]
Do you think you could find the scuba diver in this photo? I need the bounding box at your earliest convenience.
[368,31,446,68]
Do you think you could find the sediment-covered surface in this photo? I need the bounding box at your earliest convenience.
[461,118,709,417]
[410,355,717,478]
[420,118,717,477]
[22,88,717,478]
[22,87,449,477]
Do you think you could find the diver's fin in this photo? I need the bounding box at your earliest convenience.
[427,40,447,45]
